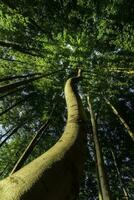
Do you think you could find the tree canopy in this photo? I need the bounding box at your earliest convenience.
[0,0,134,199]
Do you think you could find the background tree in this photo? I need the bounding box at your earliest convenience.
[0,0,134,199]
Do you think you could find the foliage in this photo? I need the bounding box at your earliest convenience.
[0,0,134,199]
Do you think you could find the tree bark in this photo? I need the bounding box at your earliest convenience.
[0,71,87,200]
[87,96,112,200]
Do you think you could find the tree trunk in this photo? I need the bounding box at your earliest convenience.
[10,119,50,174]
[0,127,13,140]
[97,166,103,200]
[0,86,25,99]
[108,68,134,75]
[0,73,42,82]
[0,40,43,57]
[0,97,29,116]
[110,149,129,200]
[0,69,64,94]
[0,56,45,68]
[0,71,87,200]
[87,96,112,200]
[0,113,36,148]
[0,123,25,148]
[105,99,134,141]
[0,75,44,94]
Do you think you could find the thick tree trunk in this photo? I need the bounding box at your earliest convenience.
[105,99,134,141]
[87,96,112,200]
[0,72,87,200]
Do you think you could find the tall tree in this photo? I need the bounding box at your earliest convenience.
[105,99,134,141]
[0,0,134,198]
[10,117,51,174]
[87,96,112,200]
[0,70,87,200]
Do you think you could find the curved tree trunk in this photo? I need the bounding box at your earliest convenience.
[0,71,87,200]
[87,96,112,200]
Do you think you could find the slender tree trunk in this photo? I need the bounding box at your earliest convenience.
[0,57,45,68]
[0,86,25,99]
[0,69,64,94]
[0,70,87,200]
[110,149,129,200]
[0,75,44,94]
[99,189,103,200]
[0,127,13,140]
[0,123,24,148]
[0,96,30,116]
[105,99,134,141]
[108,68,134,75]
[87,96,112,200]
[0,40,43,57]
[0,73,42,82]
[97,166,103,200]
[0,164,9,177]
[10,119,50,174]
[0,113,34,141]
[11,105,55,174]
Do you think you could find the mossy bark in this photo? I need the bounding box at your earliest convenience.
[0,75,87,200]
